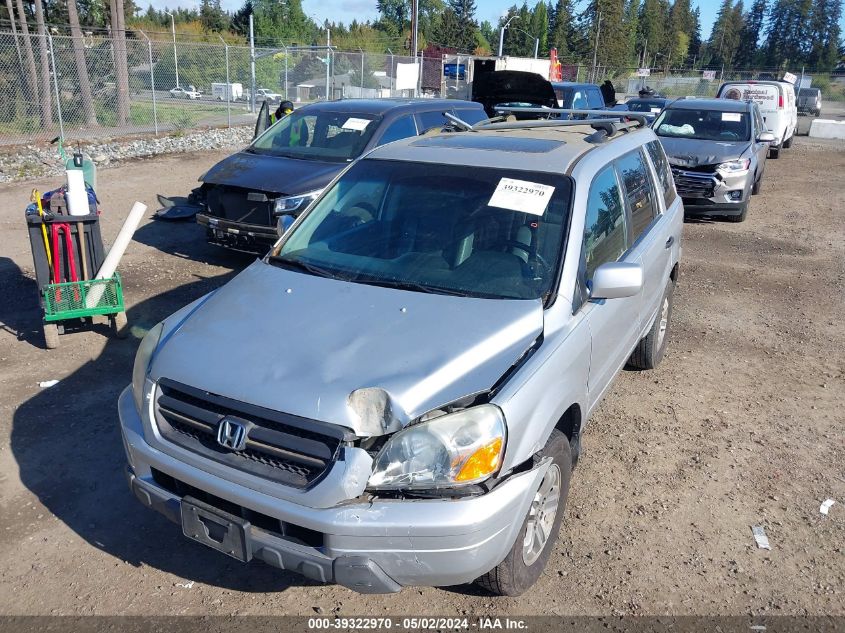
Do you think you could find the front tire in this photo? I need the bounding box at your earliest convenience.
[475,430,572,597]
[752,175,762,195]
[628,278,675,369]
[783,135,793,149]
[769,145,780,159]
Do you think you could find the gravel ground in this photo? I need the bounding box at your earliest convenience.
[0,138,843,617]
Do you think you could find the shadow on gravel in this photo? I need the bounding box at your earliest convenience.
[0,256,42,345]
[132,215,257,268]
[10,226,317,594]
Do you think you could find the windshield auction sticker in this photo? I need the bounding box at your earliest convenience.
[722,112,742,122]
[488,178,555,216]
[342,117,371,131]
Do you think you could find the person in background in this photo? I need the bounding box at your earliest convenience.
[600,80,617,107]
[271,100,295,124]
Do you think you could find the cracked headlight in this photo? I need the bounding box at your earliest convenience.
[716,158,751,174]
[367,405,506,490]
[132,322,163,413]
[273,189,322,216]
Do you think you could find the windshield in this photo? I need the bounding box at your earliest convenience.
[554,87,588,108]
[250,110,379,162]
[271,159,572,300]
[654,108,750,142]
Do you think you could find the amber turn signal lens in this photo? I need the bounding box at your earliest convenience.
[456,437,503,482]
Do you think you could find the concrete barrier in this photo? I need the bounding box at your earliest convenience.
[809,118,845,139]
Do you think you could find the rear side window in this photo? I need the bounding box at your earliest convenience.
[587,88,604,109]
[454,108,488,125]
[583,166,627,278]
[615,149,658,241]
[645,140,676,209]
[376,115,417,147]
[416,110,449,133]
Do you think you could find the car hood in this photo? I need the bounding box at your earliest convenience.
[150,260,543,436]
[202,150,342,195]
[472,70,558,117]
[658,137,751,168]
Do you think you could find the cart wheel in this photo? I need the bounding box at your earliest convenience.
[111,311,129,339]
[43,323,60,349]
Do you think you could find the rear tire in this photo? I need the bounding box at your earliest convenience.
[769,146,781,159]
[628,279,675,370]
[475,430,572,597]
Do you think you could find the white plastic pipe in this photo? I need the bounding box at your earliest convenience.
[86,201,147,308]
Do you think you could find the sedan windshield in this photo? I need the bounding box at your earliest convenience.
[271,159,573,300]
[250,110,379,162]
[654,108,750,142]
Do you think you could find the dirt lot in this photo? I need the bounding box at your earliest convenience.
[0,137,843,617]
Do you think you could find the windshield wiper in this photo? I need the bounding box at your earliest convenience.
[355,277,468,297]
[267,255,339,279]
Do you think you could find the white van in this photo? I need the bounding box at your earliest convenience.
[716,80,797,158]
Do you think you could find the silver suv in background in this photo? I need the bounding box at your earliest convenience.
[654,98,774,222]
[120,110,683,596]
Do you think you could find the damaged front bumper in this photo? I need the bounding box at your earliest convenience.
[196,213,278,252]
[671,166,753,215]
[118,386,545,592]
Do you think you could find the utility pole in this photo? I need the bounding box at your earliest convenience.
[411,0,419,97]
[591,12,602,84]
[218,34,230,128]
[326,27,331,101]
[249,13,256,113]
[165,11,179,88]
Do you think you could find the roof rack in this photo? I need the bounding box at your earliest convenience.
[490,107,650,128]
[444,109,648,143]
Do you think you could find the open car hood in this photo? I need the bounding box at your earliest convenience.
[472,70,558,117]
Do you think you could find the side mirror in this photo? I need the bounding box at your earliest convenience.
[589,262,643,300]
[757,131,776,143]
[275,211,297,237]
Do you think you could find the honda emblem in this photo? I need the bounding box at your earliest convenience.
[217,417,247,451]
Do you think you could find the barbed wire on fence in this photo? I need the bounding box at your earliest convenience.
[1,30,842,147]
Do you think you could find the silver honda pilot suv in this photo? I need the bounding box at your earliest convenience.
[120,110,683,596]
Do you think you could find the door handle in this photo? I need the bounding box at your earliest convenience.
[665,236,674,248]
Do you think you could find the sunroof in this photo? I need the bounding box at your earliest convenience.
[411,135,564,153]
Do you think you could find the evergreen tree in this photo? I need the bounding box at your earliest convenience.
[707,0,744,67]
[580,0,630,70]
[687,6,702,64]
[432,7,462,49]
[448,0,479,52]
[625,0,641,65]
[549,0,577,58]
[735,0,767,68]
[199,0,227,33]
[764,0,809,67]
[529,1,549,57]
[230,0,253,37]
[807,0,842,69]
[376,0,408,36]
[637,0,667,65]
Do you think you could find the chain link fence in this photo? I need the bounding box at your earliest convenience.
[2,30,844,147]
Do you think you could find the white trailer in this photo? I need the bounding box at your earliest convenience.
[211,82,244,101]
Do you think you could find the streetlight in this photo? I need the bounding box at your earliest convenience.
[510,26,539,58]
[498,15,518,58]
[165,11,179,89]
